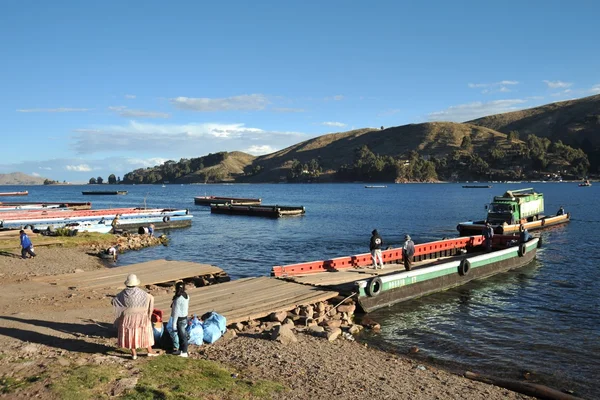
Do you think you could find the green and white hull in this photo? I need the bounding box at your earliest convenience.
[356,238,539,313]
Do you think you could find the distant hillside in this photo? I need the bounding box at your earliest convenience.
[244,123,513,182]
[122,151,255,184]
[120,95,597,183]
[0,172,46,185]
[469,94,600,171]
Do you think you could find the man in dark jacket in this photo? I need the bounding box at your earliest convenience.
[519,224,532,243]
[370,229,384,269]
[402,234,415,271]
[482,222,494,252]
[20,230,36,259]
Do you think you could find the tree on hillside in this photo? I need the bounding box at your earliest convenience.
[460,135,472,150]
[108,174,117,184]
[97,176,104,184]
[507,130,520,142]
[89,177,97,184]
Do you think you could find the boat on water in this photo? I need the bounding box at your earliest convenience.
[272,234,539,313]
[211,204,305,218]
[365,185,387,188]
[0,202,92,212]
[456,188,570,236]
[0,191,28,196]
[462,185,492,188]
[0,207,191,230]
[579,180,592,187]
[82,191,128,195]
[194,196,262,206]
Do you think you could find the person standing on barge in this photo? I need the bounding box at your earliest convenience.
[370,229,384,269]
[402,234,415,271]
[482,222,494,252]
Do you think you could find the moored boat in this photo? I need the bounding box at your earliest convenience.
[462,185,492,188]
[211,204,305,218]
[194,196,262,206]
[579,180,592,187]
[456,188,570,236]
[365,185,387,188]
[0,202,92,212]
[0,191,28,196]
[272,235,539,313]
[82,191,128,195]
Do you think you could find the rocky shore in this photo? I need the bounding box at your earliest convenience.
[0,246,536,399]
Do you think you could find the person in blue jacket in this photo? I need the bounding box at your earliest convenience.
[20,230,36,259]
[519,224,532,243]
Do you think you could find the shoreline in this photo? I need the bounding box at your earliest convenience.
[0,246,548,399]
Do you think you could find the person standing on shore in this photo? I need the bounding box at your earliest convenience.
[148,223,155,237]
[112,274,159,360]
[402,234,415,271]
[171,281,190,357]
[482,222,494,252]
[370,229,384,269]
[111,214,120,233]
[19,230,36,259]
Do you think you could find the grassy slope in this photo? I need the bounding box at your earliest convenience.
[245,123,508,182]
[469,94,600,145]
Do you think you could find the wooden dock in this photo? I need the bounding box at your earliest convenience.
[34,260,223,290]
[154,276,338,324]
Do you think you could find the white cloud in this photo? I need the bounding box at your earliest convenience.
[124,94,136,99]
[65,164,92,172]
[16,108,91,113]
[108,106,170,118]
[377,109,402,117]
[70,121,309,156]
[468,80,519,89]
[271,107,306,113]
[38,166,52,170]
[588,84,600,94]
[244,145,276,155]
[325,95,345,101]
[31,172,40,177]
[468,80,519,94]
[428,99,528,122]
[321,121,347,127]
[543,80,572,89]
[170,94,269,112]
[125,158,169,168]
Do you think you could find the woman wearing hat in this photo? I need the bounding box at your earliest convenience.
[112,274,159,359]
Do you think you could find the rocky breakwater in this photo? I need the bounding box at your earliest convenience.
[89,232,168,255]
[224,295,380,345]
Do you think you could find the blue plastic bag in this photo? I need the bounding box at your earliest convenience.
[202,312,227,344]
[186,316,204,346]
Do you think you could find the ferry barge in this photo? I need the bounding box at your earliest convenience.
[211,204,305,218]
[457,188,570,236]
[194,196,262,206]
[272,235,539,313]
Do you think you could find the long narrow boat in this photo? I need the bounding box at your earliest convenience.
[272,235,539,313]
[0,202,92,212]
[0,191,28,196]
[82,191,128,195]
[462,185,492,188]
[0,208,190,230]
[211,204,305,218]
[194,196,262,205]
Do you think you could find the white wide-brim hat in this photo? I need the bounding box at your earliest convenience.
[124,273,141,287]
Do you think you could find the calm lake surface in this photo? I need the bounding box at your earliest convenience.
[3,182,598,398]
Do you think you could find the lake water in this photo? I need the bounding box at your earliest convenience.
[2,182,598,398]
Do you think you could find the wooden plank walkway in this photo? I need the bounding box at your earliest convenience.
[154,277,338,324]
[34,260,223,290]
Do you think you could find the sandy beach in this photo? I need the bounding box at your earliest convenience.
[0,245,535,399]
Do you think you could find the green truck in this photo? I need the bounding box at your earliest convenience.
[485,188,544,225]
[456,187,569,236]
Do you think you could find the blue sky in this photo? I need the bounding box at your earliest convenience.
[1,1,599,183]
